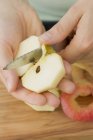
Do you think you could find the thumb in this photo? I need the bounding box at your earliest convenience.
[39,3,81,44]
[0,43,19,92]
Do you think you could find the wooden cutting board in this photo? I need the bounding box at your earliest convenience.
[0,81,93,140]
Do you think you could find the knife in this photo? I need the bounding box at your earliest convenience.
[3,48,42,70]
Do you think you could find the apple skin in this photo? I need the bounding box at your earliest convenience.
[61,86,93,121]
[61,63,93,121]
[16,36,41,76]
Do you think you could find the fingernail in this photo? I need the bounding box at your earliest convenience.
[29,93,47,106]
[59,79,76,94]
[39,32,51,42]
[44,92,60,108]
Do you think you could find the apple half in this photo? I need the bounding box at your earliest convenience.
[16,36,65,111]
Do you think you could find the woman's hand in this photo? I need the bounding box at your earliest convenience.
[39,0,93,94]
[40,0,93,63]
[0,0,60,109]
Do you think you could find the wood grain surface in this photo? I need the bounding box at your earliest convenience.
[0,81,93,140]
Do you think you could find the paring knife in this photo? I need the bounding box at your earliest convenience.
[3,48,42,70]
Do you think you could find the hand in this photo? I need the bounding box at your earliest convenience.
[40,0,93,62]
[39,0,93,93]
[0,0,60,109]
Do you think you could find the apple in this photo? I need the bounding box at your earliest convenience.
[16,36,41,76]
[22,45,65,93]
[16,36,65,111]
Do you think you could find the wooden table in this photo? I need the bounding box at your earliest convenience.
[0,81,93,140]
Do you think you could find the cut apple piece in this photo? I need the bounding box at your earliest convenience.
[16,36,41,76]
[15,35,65,111]
[22,45,65,93]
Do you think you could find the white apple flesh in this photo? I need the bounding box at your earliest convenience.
[15,36,65,111]
[22,46,65,93]
[16,36,41,76]
[26,104,56,111]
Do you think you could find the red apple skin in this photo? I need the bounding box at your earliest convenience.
[61,86,93,121]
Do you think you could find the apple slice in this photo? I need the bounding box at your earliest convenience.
[22,45,65,93]
[27,104,56,111]
[16,36,41,76]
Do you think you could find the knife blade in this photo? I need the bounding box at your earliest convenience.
[3,48,42,70]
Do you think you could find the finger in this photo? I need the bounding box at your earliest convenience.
[39,3,82,44]
[11,85,47,106]
[44,92,60,108]
[23,4,45,36]
[52,39,69,52]
[58,79,76,94]
[61,11,93,63]
[0,69,19,92]
[60,32,87,63]
[63,60,72,75]
[0,43,19,92]
[58,60,76,94]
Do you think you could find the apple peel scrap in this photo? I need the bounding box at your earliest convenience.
[61,63,93,121]
[16,36,65,111]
